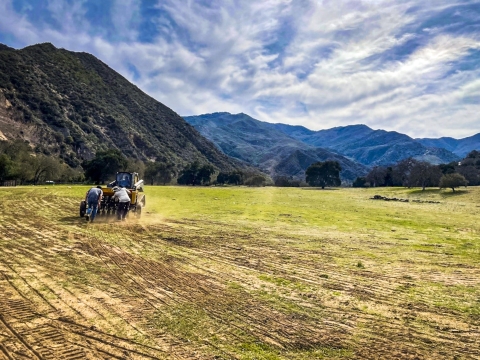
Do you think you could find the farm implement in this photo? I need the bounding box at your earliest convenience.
[80,172,145,219]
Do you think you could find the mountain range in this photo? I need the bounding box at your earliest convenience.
[416,135,480,158]
[277,124,461,165]
[184,112,369,181]
[185,112,480,181]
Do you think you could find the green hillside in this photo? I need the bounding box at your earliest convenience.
[0,43,238,172]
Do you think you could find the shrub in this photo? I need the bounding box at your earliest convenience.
[274,176,301,187]
[244,175,266,187]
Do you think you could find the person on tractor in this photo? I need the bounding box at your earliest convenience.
[86,185,103,222]
[113,186,131,221]
[117,173,132,188]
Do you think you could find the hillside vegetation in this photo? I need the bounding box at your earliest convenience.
[0,185,478,359]
[0,43,238,172]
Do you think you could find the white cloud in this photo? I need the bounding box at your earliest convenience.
[0,1,41,45]
[111,0,141,41]
[0,0,479,138]
[46,0,89,34]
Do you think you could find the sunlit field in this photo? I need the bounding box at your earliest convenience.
[0,185,478,359]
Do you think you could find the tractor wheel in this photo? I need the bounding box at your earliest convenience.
[136,205,142,218]
[80,201,86,217]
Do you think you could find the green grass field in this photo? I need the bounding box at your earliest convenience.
[0,185,478,359]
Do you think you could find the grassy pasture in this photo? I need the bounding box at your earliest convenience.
[0,185,478,359]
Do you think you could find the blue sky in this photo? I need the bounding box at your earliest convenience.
[0,0,479,138]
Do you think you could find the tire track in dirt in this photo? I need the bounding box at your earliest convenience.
[77,231,199,359]
[1,210,143,324]
[157,237,399,354]
[0,257,170,359]
[103,224,353,351]
[1,190,479,359]
[138,220,480,359]
[80,223,348,353]
[0,195,174,359]
[82,232,296,355]
[0,284,86,360]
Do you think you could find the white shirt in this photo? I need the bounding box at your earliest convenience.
[113,188,131,202]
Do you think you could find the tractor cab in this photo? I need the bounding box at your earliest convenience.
[108,172,142,191]
[117,172,134,189]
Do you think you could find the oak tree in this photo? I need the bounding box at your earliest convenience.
[305,161,341,189]
[439,173,468,192]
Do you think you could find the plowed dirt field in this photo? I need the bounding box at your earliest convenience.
[0,186,478,359]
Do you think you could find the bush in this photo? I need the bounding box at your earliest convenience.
[244,175,266,187]
[274,176,300,187]
[352,177,367,188]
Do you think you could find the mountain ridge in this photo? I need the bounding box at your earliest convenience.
[0,42,242,172]
[184,112,369,181]
[273,123,461,166]
[184,112,476,181]
[416,133,480,158]
[272,121,480,156]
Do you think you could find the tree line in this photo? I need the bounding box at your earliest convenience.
[0,140,268,186]
[353,151,480,191]
[85,152,269,186]
[0,140,83,185]
[0,140,340,188]
[1,138,478,190]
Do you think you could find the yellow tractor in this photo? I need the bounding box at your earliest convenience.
[80,172,145,218]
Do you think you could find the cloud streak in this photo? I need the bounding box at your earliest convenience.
[0,0,479,138]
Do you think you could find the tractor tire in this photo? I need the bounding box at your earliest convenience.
[136,205,142,218]
[80,201,86,217]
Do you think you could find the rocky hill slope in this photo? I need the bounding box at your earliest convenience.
[0,43,239,171]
